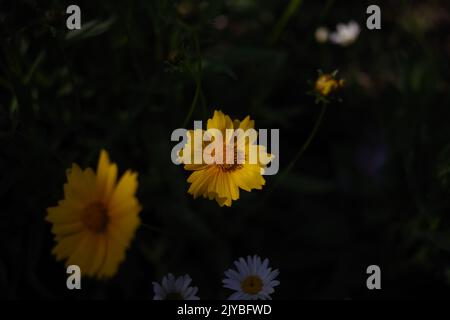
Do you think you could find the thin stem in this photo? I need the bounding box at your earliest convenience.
[268,0,303,45]
[182,33,203,128]
[319,0,335,21]
[271,102,328,191]
[200,89,208,120]
[182,77,202,128]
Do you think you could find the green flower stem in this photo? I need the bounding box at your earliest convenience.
[182,76,202,128]
[268,0,304,44]
[200,89,208,120]
[319,0,335,20]
[182,33,203,128]
[271,102,328,191]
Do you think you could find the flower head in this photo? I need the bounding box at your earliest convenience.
[46,150,141,279]
[315,26,329,43]
[329,21,360,46]
[153,273,200,300]
[223,255,280,300]
[315,72,345,98]
[179,110,273,207]
[213,15,229,30]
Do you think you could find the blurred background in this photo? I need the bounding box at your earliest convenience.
[1,0,450,299]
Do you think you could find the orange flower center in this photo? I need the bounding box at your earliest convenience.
[241,275,263,295]
[215,142,244,172]
[81,202,109,233]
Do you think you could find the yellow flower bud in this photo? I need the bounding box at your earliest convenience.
[315,74,345,97]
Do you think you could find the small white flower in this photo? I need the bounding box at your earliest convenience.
[153,273,200,300]
[315,26,329,43]
[213,15,229,30]
[329,21,360,46]
[223,255,280,300]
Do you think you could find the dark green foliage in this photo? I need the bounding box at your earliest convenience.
[1,0,450,299]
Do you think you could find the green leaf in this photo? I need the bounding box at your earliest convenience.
[65,18,116,43]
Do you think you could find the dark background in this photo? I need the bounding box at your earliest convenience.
[1,0,450,299]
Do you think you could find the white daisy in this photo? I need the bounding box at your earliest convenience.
[213,15,229,30]
[223,255,280,300]
[153,273,200,300]
[329,21,360,46]
[315,26,329,43]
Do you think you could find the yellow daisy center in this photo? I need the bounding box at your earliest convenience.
[81,202,109,233]
[241,275,263,295]
[220,162,243,172]
[166,292,184,300]
[216,142,244,172]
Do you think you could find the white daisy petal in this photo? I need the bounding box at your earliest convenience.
[168,273,176,286]
[184,274,192,286]
[234,261,243,274]
[223,280,241,291]
[227,269,244,281]
[242,257,251,276]
[152,282,167,300]
[329,21,360,46]
[261,258,269,272]
[255,255,262,267]
[185,287,194,297]
[180,279,190,292]
[190,287,199,296]
[235,258,247,276]
[251,255,259,274]
[162,276,169,291]
[268,269,279,281]
[270,280,280,287]
[175,277,184,292]
[246,256,253,274]
[224,270,236,281]
[264,286,275,294]
[228,291,244,300]
[187,294,200,301]
[262,293,272,300]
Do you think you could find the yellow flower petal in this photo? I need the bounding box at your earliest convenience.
[207,110,233,132]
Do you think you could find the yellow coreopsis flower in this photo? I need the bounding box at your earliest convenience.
[180,110,273,207]
[46,150,141,279]
[315,73,345,97]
